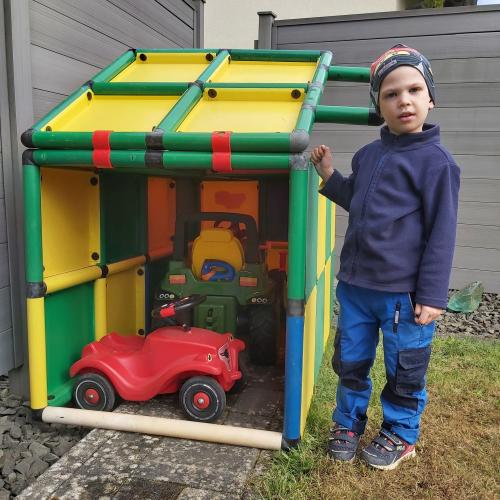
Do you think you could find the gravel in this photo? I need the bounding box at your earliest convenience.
[0,379,88,498]
[0,291,497,498]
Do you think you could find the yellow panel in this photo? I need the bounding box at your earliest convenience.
[210,61,317,84]
[178,88,303,133]
[324,258,332,349]
[46,93,178,132]
[317,180,326,278]
[200,180,259,228]
[331,202,336,251]
[112,52,216,83]
[27,298,47,409]
[106,266,145,336]
[41,168,100,278]
[300,286,317,434]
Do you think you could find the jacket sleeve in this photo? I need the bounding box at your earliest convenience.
[318,150,360,212]
[415,161,461,309]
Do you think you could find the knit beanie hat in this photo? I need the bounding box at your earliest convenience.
[370,44,436,115]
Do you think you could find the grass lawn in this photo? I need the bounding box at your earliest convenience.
[256,335,500,499]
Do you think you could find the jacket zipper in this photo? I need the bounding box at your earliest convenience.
[350,151,391,279]
[393,301,401,333]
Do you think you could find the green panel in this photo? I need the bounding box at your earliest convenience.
[287,168,308,300]
[325,199,331,258]
[100,173,147,264]
[314,271,325,380]
[23,165,43,282]
[45,283,94,406]
[305,168,318,299]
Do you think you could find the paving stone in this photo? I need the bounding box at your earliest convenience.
[114,477,184,500]
[178,487,240,499]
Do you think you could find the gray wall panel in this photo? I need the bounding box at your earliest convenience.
[35,0,184,48]
[0,329,14,376]
[322,81,500,108]
[279,32,500,63]
[0,244,9,289]
[31,44,100,95]
[30,2,127,67]
[279,6,500,291]
[106,0,194,47]
[33,88,67,122]
[277,8,500,44]
[156,0,195,27]
[0,287,12,333]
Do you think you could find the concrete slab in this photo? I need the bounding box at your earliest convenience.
[18,363,284,499]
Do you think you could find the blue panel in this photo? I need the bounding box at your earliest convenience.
[283,315,304,441]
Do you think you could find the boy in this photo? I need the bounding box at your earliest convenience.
[310,45,460,470]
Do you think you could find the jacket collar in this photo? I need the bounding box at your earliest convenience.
[380,123,440,150]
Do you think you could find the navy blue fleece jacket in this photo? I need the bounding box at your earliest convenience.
[319,124,460,309]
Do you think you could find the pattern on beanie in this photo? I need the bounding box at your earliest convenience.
[369,44,435,115]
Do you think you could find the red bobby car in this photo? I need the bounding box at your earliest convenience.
[70,295,245,422]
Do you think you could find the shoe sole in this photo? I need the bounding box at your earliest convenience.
[365,449,416,471]
[327,451,356,463]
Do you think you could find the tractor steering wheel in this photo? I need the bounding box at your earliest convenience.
[151,294,206,320]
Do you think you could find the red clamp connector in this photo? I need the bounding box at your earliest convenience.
[92,130,113,168]
[211,131,232,173]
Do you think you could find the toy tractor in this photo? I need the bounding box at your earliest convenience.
[153,212,281,365]
[71,294,245,422]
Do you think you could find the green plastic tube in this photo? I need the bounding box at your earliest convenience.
[157,50,230,131]
[287,168,308,299]
[315,105,383,126]
[328,65,370,83]
[30,86,89,132]
[230,49,321,62]
[91,50,136,83]
[160,132,292,152]
[23,165,43,283]
[91,82,188,95]
[29,149,290,171]
[294,51,333,134]
[205,83,309,89]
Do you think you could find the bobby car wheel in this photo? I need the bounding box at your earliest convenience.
[73,372,116,412]
[179,376,226,422]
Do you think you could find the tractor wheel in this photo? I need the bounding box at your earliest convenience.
[179,376,226,422]
[248,305,277,366]
[73,372,116,412]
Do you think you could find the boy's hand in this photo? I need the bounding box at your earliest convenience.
[310,145,334,182]
[414,304,443,325]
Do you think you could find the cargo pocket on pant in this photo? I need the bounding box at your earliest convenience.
[331,328,342,376]
[395,346,431,395]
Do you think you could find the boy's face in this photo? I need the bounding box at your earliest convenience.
[378,65,434,135]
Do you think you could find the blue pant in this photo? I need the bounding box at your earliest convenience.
[332,281,435,444]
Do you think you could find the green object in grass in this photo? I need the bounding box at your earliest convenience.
[447,281,484,313]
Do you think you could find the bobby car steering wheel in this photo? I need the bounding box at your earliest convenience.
[151,294,207,320]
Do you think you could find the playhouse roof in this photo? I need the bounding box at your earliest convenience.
[21,49,380,174]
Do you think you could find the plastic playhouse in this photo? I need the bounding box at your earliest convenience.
[21,48,381,446]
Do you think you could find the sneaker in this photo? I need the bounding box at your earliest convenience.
[361,428,416,470]
[327,424,360,462]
